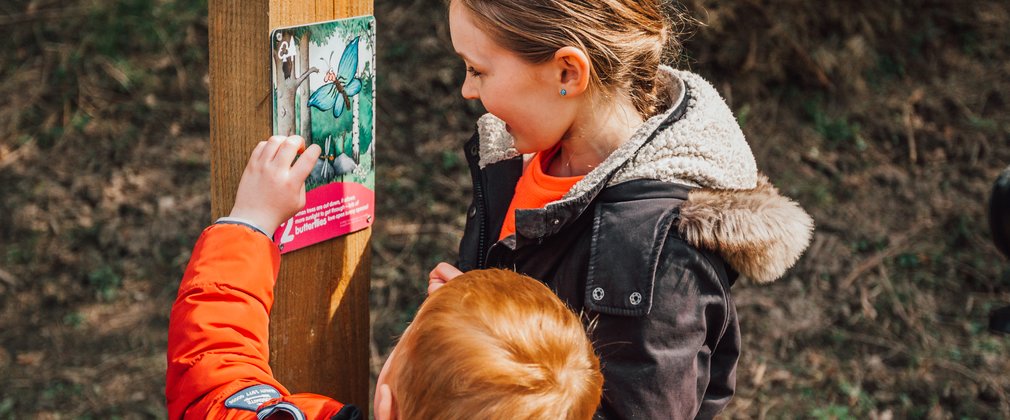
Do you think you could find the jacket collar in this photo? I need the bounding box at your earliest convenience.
[474,68,813,283]
[474,67,758,190]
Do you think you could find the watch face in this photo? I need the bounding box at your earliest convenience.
[992,166,1010,258]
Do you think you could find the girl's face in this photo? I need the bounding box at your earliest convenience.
[448,2,576,154]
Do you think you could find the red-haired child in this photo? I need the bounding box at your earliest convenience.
[166,135,603,419]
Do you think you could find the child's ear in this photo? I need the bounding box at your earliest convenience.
[553,46,591,96]
[376,383,397,420]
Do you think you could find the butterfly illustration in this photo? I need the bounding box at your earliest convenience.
[308,36,362,119]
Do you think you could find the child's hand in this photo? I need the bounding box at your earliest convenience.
[428,262,463,294]
[228,135,322,237]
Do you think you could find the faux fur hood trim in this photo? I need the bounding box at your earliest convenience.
[477,114,520,168]
[678,175,815,283]
[606,69,758,191]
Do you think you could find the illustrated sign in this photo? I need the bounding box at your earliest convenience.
[270,16,376,253]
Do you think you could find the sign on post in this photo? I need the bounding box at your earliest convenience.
[270,17,376,254]
[209,0,373,415]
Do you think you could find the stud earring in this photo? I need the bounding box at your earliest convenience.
[560,88,568,96]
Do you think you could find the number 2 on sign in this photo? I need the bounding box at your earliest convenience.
[280,217,296,245]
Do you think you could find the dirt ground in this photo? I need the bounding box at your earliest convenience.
[1,0,1008,418]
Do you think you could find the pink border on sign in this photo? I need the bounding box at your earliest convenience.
[273,182,375,254]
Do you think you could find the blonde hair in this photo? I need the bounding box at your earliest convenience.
[452,0,693,117]
[390,269,603,420]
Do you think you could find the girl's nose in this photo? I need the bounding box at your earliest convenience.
[461,77,479,100]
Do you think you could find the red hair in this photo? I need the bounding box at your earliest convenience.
[390,269,603,419]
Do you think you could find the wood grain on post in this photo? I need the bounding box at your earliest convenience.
[208,0,373,415]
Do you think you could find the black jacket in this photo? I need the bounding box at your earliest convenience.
[457,68,814,419]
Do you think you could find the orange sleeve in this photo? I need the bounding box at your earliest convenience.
[166,224,353,420]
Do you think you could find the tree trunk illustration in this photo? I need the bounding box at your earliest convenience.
[298,31,313,143]
[274,32,317,136]
[352,94,360,163]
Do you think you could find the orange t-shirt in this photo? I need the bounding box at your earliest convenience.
[499,146,584,241]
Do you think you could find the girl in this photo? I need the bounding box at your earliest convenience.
[430,0,815,418]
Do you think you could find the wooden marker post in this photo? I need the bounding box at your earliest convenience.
[208,0,373,414]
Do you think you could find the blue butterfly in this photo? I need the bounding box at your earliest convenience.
[308,36,362,119]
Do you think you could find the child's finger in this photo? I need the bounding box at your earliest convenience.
[248,140,268,164]
[430,262,464,283]
[261,135,288,162]
[291,144,322,182]
[428,263,463,295]
[273,136,304,167]
[428,279,446,295]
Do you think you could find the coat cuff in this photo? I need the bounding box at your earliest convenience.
[215,217,273,239]
[181,223,282,295]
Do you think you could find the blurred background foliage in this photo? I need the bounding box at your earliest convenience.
[0,0,1008,417]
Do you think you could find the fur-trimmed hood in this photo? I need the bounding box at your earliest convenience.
[678,175,813,283]
[475,67,813,283]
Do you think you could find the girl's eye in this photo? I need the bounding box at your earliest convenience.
[466,66,482,78]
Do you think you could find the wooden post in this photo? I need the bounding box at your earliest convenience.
[208,0,373,415]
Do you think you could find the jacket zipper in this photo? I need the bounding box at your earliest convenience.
[473,164,489,269]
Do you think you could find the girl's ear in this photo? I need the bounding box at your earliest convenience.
[553,46,591,96]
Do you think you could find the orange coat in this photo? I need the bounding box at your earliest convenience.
[166,223,359,419]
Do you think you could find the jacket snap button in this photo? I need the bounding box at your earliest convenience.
[469,144,480,156]
[552,218,560,225]
[592,287,605,301]
[468,206,477,218]
[630,292,643,306]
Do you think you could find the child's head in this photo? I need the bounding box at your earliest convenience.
[449,0,684,118]
[376,269,603,420]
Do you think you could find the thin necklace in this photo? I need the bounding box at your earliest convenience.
[554,147,596,177]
